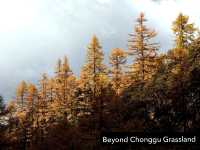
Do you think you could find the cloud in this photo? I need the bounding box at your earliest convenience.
[0,0,136,100]
[0,0,199,101]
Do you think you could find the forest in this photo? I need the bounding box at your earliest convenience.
[0,12,200,150]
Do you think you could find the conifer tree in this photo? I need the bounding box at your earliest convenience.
[25,83,37,147]
[46,78,57,124]
[128,12,159,83]
[55,58,62,76]
[168,13,197,132]
[27,83,37,109]
[169,13,197,62]
[61,56,72,102]
[55,56,73,120]
[172,13,196,49]
[47,78,55,103]
[109,48,127,95]
[26,83,37,120]
[80,35,107,97]
[38,74,49,142]
[80,35,108,133]
[16,81,27,109]
[65,75,77,123]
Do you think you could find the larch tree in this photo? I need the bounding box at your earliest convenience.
[80,35,108,133]
[169,13,197,62]
[22,83,38,148]
[62,56,72,118]
[55,58,62,76]
[128,12,159,83]
[38,73,49,142]
[54,58,62,105]
[47,78,55,103]
[169,13,197,132]
[26,83,38,126]
[61,56,72,103]
[26,83,37,109]
[16,81,27,109]
[54,56,74,121]
[26,83,38,135]
[80,35,107,97]
[172,13,196,49]
[46,78,58,124]
[109,48,127,95]
[65,75,77,123]
[61,56,77,123]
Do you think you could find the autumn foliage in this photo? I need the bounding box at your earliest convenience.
[0,12,200,150]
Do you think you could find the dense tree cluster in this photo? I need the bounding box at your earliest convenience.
[0,12,200,150]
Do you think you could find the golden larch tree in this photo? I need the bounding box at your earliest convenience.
[172,13,196,49]
[37,73,49,142]
[80,35,107,97]
[16,81,27,109]
[80,35,108,132]
[169,13,196,62]
[109,48,127,95]
[54,56,74,121]
[128,12,159,83]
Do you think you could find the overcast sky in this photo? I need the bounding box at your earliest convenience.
[0,0,199,101]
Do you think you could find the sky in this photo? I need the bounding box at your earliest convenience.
[0,0,199,101]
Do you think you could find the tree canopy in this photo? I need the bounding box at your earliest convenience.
[0,12,200,150]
